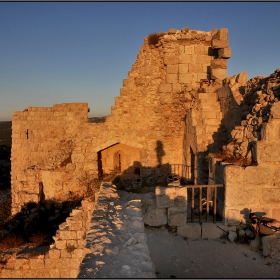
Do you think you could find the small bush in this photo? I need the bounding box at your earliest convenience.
[148,33,159,46]
[0,234,24,249]
[0,188,11,225]
[0,254,11,266]
[29,232,50,246]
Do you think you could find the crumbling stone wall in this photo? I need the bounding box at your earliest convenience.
[208,69,280,224]
[0,196,95,278]
[11,27,231,214]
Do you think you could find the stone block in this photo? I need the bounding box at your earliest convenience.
[156,186,175,208]
[225,208,242,225]
[194,45,207,55]
[59,230,77,240]
[164,55,179,65]
[179,73,197,83]
[184,45,194,54]
[189,63,203,73]
[71,153,85,163]
[72,248,84,258]
[272,168,280,187]
[67,220,83,230]
[56,258,71,269]
[178,64,188,74]
[44,258,57,269]
[14,270,33,278]
[225,186,257,207]
[271,102,280,119]
[143,206,167,226]
[166,73,178,83]
[167,64,178,74]
[212,39,228,49]
[244,166,271,185]
[15,258,30,270]
[214,28,228,41]
[202,223,227,239]
[67,239,78,248]
[236,72,247,84]
[224,165,244,187]
[29,258,45,270]
[211,68,227,80]
[172,83,181,92]
[55,239,67,250]
[272,208,280,221]
[70,269,79,278]
[61,249,72,258]
[204,118,220,125]
[48,249,61,259]
[196,55,211,65]
[49,269,60,278]
[174,187,188,207]
[262,188,280,204]
[59,268,70,278]
[218,48,231,59]
[159,84,172,93]
[210,59,227,69]
[177,223,201,239]
[168,207,187,226]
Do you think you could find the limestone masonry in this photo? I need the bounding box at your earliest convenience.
[11,25,280,226]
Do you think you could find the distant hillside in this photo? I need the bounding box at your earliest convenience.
[0,121,12,147]
[88,116,106,123]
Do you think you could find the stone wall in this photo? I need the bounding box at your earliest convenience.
[11,27,231,214]
[142,185,235,240]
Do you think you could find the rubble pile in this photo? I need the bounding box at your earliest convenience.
[224,68,280,159]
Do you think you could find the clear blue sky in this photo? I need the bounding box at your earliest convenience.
[0,2,279,121]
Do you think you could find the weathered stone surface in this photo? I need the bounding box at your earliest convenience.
[243,166,271,185]
[177,223,201,239]
[225,187,257,207]
[143,206,167,226]
[167,207,187,226]
[211,68,227,80]
[210,59,227,69]
[271,102,280,118]
[201,223,235,239]
[218,47,231,59]
[211,39,228,49]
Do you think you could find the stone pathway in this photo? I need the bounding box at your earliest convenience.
[77,183,156,278]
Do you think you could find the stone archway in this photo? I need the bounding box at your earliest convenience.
[97,143,141,176]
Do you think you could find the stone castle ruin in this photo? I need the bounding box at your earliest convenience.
[11,26,280,223]
[5,26,280,278]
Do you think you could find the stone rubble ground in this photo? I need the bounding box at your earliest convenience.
[77,183,156,278]
[146,226,280,279]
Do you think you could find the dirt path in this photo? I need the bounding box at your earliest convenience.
[145,226,280,278]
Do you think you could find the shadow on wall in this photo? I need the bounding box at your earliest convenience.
[112,162,172,191]
[155,140,165,167]
[103,140,190,191]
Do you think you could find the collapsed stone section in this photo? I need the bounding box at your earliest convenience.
[222,69,280,159]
